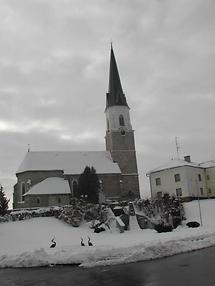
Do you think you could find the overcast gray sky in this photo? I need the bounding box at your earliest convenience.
[0,0,214,206]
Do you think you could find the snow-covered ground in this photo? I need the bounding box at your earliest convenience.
[1,199,215,268]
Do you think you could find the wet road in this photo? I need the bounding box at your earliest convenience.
[1,246,215,286]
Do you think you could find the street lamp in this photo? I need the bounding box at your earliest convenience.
[195,179,203,226]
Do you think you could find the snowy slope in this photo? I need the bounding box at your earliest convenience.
[1,199,215,268]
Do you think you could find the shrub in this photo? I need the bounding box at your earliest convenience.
[186,221,200,228]
[154,223,173,233]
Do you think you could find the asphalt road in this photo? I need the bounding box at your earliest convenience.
[1,246,215,286]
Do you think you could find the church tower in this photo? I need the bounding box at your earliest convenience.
[105,46,140,199]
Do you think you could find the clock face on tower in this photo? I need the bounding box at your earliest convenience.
[120,129,126,136]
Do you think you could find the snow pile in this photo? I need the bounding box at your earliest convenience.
[0,199,215,268]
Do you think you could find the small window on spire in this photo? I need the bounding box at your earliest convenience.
[119,115,125,126]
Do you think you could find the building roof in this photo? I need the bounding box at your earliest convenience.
[199,160,215,168]
[17,151,121,175]
[106,46,128,108]
[24,177,71,196]
[147,159,202,175]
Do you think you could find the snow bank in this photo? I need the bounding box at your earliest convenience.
[1,199,215,268]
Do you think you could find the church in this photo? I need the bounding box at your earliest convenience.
[13,47,140,209]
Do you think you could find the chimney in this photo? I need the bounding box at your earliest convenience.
[184,155,191,163]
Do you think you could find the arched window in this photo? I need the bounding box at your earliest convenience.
[21,182,26,202]
[119,115,125,126]
[36,197,40,205]
[73,181,78,198]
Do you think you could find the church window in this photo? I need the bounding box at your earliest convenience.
[73,180,78,198]
[21,182,26,202]
[119,115,125,126]
[198,174,202,181]
[58,197,61,204]
[200,188,203,195]
[36,197,40,205]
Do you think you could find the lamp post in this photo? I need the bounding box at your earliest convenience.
[176,188,183,222]
[195,179,203,226]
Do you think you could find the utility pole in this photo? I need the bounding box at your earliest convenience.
[175,136,181,159]
[195,179,203,226]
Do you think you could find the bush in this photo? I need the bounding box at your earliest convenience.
[186,221,200,228]
[0,187,9,216]
[154,223,173,233]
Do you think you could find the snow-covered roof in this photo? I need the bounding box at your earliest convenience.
[17,151,121,175]
[199,160,215,168]
[24,177,71,196]
[147,159,202,175]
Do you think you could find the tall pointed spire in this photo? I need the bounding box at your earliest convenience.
[106,45,128,108]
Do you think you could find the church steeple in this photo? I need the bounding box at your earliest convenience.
[105,46,140,199]
[106,46,128,108]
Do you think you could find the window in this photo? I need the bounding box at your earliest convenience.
[21,182,26,202]
[155,178,161,186]
[208,188,212,194]
[119,115,125,126]
[176,188,182,197]
[120,129,126,136]
[198,174,202,181]
[36,197,40,204]
[157,191,162,198]
[58,197,61,204]
[207,175,210,180]
[200,188,203,195]
[174,174,181,182]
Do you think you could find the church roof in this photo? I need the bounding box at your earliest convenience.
[147,159,202,175]
[17,151,121,175]
[24,177,71,196]
[106,46,128,108]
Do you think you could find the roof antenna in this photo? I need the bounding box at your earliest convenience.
[175,136,181,159]
[27,144,30,152]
